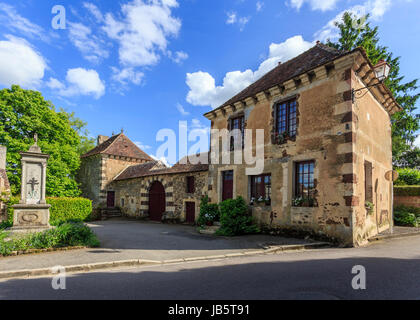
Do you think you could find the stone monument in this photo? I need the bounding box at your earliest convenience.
[11,134,51,232]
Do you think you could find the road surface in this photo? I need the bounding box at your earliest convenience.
[1,235,420,300]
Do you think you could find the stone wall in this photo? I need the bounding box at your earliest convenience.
[109,170,208,222]
[394,196,420,208]
[78,154,149,208]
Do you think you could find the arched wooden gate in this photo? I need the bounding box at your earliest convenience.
[149,181,165,221]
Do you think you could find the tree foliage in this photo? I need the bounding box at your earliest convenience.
[0,85,95,196]
[327,12,420,167]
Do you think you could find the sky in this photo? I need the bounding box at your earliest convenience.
[0,0,418,164]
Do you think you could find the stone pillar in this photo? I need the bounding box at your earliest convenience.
[11,135,51,233]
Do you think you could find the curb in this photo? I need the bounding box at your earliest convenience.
[0,242,330,280]
[368,230,420,242]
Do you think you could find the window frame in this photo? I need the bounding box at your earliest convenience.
[186,176,195,194]
[229,115,245,151]
[275,98,297,140]
[294,160,315,200]
[250,174,272,200]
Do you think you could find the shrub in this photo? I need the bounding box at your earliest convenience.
[393,186,420,197]
[0,221,99,256]
[217,197,259,236]
[395,168,420,186]
[197,196,220,226]
[394,205,420,227]
[1,197,92,228]
[0,196,19,230]
[47,197,93,226]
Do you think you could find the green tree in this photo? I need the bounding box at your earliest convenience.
[327,12,420,167]
[0,85,93,196]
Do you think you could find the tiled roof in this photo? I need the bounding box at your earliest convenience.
[205,43,400,115]
[212,43,345,111]
[114,153,209,181]
[81,133,153,161]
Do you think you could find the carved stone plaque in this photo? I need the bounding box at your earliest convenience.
[25,162,42,204]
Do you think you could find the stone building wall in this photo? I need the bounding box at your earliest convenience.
[78,154,149,208]
[109,170,208,222]
[206,52,394,246]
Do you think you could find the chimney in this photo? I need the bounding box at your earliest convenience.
[97,135,109,146]
[0,145,6,170]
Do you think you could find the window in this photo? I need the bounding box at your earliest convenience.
[364,161,373,203]
[121,198,125,207]
[229,116,245,150]
[186,176,195,193]
[295,161,315,204]
[275,98,297,139]
[251,174,271,200]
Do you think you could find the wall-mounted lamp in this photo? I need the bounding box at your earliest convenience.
[352,60,391,103]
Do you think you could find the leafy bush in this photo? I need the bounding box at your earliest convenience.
[1,197,93,228]
[394,186,420,197]
[197,196,220,226]
[0,196,19,230]
[47,197,93,226]
[0,221,99,256]
[395,168,420,186]
[217,197,259,236]
[394,205,420,227]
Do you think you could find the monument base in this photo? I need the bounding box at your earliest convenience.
[11,204,51,233]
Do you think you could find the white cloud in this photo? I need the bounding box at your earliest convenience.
[256,1,264,12]
[0,3,49,42]
[111,67,144,86]
[168,50,188,64]
[0,35,46,88]
[68,22,109,63]
[52,68,105,99]
[186,36,313,109]
[414,135,420,148]
[288,0,340,11]
[135,141,152,150]
[83,2,104,22]
[150,154,171,167]
[102,0,181,67]
[176,103,189,115]
[226,11,250,31]
[314,0,393,42]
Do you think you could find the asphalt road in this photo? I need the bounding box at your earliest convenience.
[1,235,420,300]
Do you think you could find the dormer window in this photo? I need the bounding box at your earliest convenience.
[275,98,297,141]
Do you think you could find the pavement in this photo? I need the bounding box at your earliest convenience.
[369,225,420,242]
[1,234,420,299]
[0,219,321,275]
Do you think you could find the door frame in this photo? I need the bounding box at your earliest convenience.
[148,181,166,222]
[106,191,115,208]
[218,168,235,202]
[185,201,196,224]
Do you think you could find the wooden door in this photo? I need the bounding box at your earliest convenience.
[107,191,115,208]
[185,202,196,224]
[149,181,165,221]
[222,171,234,201]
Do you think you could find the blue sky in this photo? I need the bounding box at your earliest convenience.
[0,0,418,164]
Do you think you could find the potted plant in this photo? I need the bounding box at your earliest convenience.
[265,197,271,206]
[292,196,304,207]
[250,197,256,206]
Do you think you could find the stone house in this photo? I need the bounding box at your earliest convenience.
[0,145,10,222]
[78,132,153,209]
[204,43,401,246]
[79,132,208,222]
